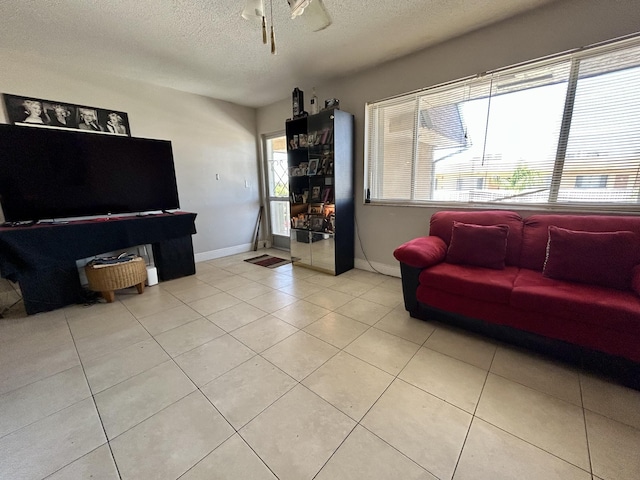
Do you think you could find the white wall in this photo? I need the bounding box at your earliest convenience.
[0,57,260,259]
[257,0,640,273]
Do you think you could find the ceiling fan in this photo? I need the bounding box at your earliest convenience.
[242,0,332,54]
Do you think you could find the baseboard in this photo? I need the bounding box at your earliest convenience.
[195,246,398,275]
[354,258,401,278]
[194,243,254,262]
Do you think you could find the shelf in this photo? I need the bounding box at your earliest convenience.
[286,109,353,275]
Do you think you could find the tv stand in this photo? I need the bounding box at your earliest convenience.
[0,212,197,314]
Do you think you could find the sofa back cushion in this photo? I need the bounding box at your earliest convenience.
[429,210,523,266]
[521,215,640,271]
[446,222,509,269]
[543,226,640,290]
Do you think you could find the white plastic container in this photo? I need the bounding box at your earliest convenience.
[146,266,158,286]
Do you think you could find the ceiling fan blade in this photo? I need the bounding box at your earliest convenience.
[299,0,332,32]
[241,0,264,21]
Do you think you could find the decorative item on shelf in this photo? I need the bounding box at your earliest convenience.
[326,158,334,175]
[321,187,333,204]
[308,215,325,232]
[310,87,319,115]
[299,133,308,148]
[310,185,322,203]
[308,203,324,215]
[323,98,339,110]
[307,158,319,176]
[292,87,304,118]
[319,127,333,144]
[288,134,299,150]
[319,153,332,174]
[323,203,335,218]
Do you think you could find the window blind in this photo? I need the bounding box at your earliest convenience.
[365,37,640,209]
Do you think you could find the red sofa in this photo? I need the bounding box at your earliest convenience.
[394,210,640,381]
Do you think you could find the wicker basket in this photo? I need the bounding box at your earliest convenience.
[85,257,147,302]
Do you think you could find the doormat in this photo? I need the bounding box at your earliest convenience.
[244,254,291,269]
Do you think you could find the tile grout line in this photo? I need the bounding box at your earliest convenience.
[450,344,498,479]
[62,311,124,480]
[0,365,86,442]
[310,325,441,479]
[578,373,596,477]
[172,285,298,479]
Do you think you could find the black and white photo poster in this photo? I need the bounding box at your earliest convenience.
[2,94,130,136]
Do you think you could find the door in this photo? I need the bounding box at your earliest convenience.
[263,133,290,250]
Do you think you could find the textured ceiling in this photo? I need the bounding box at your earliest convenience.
[0,0,557,107]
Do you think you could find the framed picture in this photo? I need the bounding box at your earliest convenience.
[3,93,130,136]
[307,158,319,176]
[326,159,334,175]
[308,203,324,214]
[308,215,325,232]
[310,185,322,203]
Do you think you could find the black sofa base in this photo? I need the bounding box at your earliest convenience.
[400,262,640,390]
[411,302,640,391]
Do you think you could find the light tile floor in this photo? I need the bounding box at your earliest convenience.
[1,249,639,479]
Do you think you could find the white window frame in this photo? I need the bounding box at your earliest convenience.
[364,35,640,212]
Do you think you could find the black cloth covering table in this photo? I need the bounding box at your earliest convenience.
[0,212,197,314]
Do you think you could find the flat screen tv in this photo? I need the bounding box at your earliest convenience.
[0,124,180,222]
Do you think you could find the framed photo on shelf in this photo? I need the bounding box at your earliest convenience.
[310,185,322,203]
[326,159,334,175]
[308,203,324,215]
[307,158,319,176]
[308,215,325,232]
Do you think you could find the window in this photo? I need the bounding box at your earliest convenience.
[365,37,640,209]
[575,175,608,188]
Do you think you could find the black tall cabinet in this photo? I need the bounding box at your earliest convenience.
[286,109,354,275]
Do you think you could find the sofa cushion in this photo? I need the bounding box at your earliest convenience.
[446,221,509,269]
[430,210,523,266]
[393,236,447,268]
[521,214,640,271]
[415,285,640,362]
[419,263,519,304]
[512,269,640,335]
[543,226,639,291]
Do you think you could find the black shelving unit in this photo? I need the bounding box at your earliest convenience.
[286,109,354,275]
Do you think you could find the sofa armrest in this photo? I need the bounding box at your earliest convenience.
[400,263,422,315]
[393,236,447,269]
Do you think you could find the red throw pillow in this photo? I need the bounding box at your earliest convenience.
[446,221,509,270]
[543,226,640,291]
